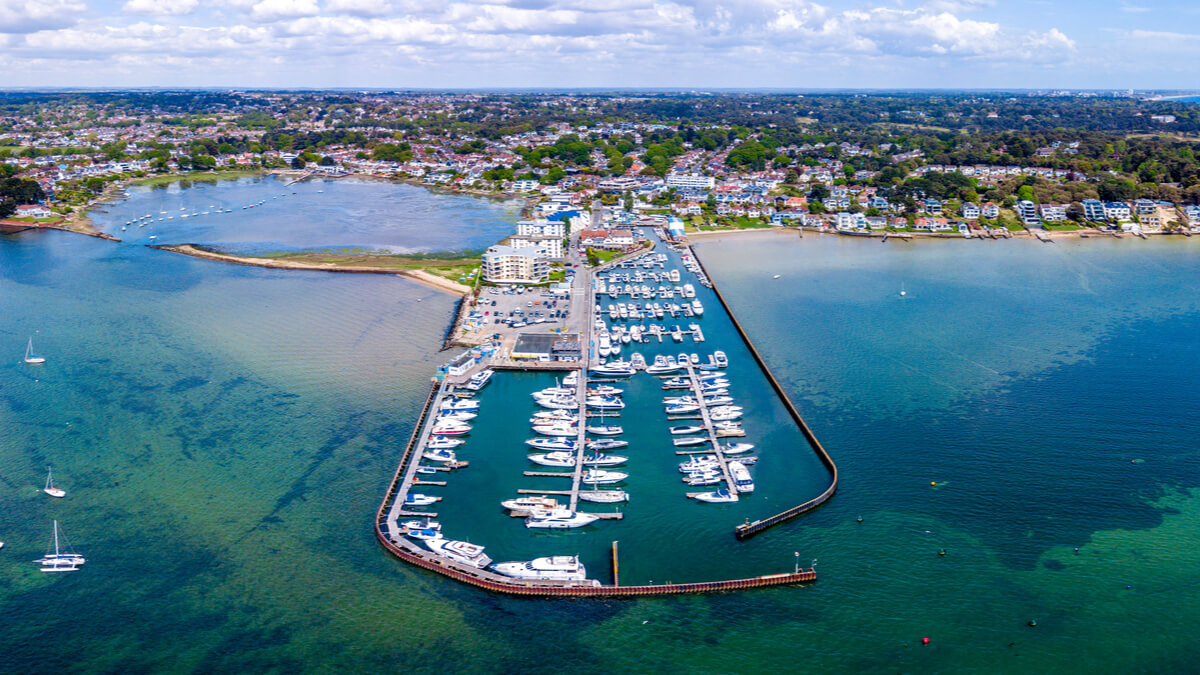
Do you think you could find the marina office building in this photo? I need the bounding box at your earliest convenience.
[482,244,550,284]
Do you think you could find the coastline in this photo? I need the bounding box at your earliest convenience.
[150,244,472,296]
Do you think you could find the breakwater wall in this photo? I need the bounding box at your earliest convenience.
[688,243,839,540]
[374,375,816,596]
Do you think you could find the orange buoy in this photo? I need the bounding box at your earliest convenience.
[931,481,936,486]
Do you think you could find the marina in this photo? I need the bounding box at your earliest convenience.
[376,228,836,594]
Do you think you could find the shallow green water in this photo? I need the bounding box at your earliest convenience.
[4,210,1200,672]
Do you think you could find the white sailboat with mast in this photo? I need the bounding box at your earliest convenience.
[34,520,85,572]
[43,466,65,498]
[24,337,45,364]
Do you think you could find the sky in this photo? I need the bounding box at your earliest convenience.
[0,0,1196,89]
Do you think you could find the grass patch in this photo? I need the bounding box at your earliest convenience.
[2,216,62,223]
[245,249,479,280]
[130,170,263,188]
[1044,222,1083,231]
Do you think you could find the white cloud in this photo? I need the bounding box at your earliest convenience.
[123,0,200,16]
[0,0,1085,85]
[0,0,86,33]
[250,0,319,21]
[324,0,392,16]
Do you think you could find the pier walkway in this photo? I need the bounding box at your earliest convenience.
[681,362,736,493]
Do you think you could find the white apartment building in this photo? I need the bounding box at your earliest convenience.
[665,173,715,190]
[515,220,565,238]
[481,244,550,284]
[509,235,563,260]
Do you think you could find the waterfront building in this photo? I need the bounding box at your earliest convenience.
[516,219,566,238]
[1104,201,1132,222]
[1081,199,1106,222]
[509,234,563,260]
[481,244,549,284]
[511,179,540,191]
[961,202,980,220]
[1017,200,1041,225]
[1039,204,1067,222]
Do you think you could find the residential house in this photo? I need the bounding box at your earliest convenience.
[960,202,980,220]
[1017,200,1041,225]
[982,203,1000,219]
[14,204,52,218]
[1039,204,1067,222]
[1081,199,1106,222]
[1104,201,1132,222]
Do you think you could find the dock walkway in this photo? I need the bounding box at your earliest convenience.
[682,362,736,493]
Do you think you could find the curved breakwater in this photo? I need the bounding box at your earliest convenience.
[688,243,839,538]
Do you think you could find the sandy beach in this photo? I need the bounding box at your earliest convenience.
[153,244,473,296]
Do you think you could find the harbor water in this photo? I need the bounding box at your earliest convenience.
[4,177,1200,672]
[88,175,524,254]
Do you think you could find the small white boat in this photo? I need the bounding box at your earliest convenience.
[586,439,628,451]
[24,337,45,365]
[729,460,755,493]
[581,469,627,485]
[527,437,577,451]
[436,411,477,422]
[528,452,576,468]
[585,425,622,436]
[578,487,629,503]
[404,493,441,507]
[401,517,441,534]
[440,398,480,412]
[34,520,85,572]
[426,437,465,450]
[724,443,756,455]
[430,421,471,436]
[43,467,65,498]
[525,508,599,529]
[531,424,577,437]
[500,496,560,512]
[465,369,494,391]
[425,535,492,568]
[532,410,578,423]
[582,453,627,467]
[693,488,739,503]
[670,425,705,435]
[492,555,588,581]
[422,448,458,463]
[713,350,728,367]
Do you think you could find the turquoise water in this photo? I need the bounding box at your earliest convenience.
[5,208,1200,672]
[88,175,524,254]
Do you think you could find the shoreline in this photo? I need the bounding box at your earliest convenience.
[150,244,472,296]
[684,224,1194,242]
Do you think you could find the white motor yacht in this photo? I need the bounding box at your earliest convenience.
[425,535,492,568]
[500,496,560,512]
[527,437,577,451]
[729,460,755,493]
[404,493,441,507]
[581,469,627,485]
[578,488,629,503]
[693,488,739,503]
[724,443,756,455]
[492,555,589,581]
[525,509,599,529]
[528,452,577,468]
[465,369,494,391]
